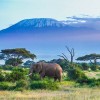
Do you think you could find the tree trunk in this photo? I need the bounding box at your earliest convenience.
[94,58,97,65]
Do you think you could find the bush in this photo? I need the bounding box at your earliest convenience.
[4,73,12,82]
[1,65,13,70]
[8,68,27,82]
[91,65,98,71]
[67,67,87,81]
[10,71,25,81]
[76,76,89,84]
[77,76,100,87]
[30,73,41,81]
[88,78,100,87]
[15,80,29,91]
[30,77,59,90]
[0,82,11,90]
[81,63,90,70]
[0,70,5,81]
[98,66,100,70]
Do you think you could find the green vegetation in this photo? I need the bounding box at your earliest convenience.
[0,65,99,91]
[80,63,90,70]
[0,63,99,100]
[0,47,100,99]
[0,48,36,66]
[30,80,59,90]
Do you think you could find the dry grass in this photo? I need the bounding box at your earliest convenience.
[84,71,100,79]
[0,87,100,100]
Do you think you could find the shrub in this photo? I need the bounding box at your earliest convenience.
[67,67,87,81]
[4,73,12,82]
[12,67,28,74]
[30,77,59,90]
[81,63,90,70]
[1,65,13,70]
[77,76,100,87]
[88,78,100,87]
[76,76,89,84]
[15,80,29,91]
[0,70,5,81]
[30,73,41,81]
[98,66,100,70]
[8,68,27,82]
[10,71,25,81]
[91,65,98,71]
[0,82,11,90]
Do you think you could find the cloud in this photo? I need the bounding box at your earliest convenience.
[65,16,100,30]
[66,16,100,23]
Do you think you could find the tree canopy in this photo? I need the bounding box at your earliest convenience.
[0,48,36,66]
[76,53,100,65]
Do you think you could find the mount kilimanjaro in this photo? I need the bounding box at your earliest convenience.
[0,18,100,61]
[0,18,95,34]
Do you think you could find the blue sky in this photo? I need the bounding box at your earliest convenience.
[0,0,100,30]
[0,0,100,63]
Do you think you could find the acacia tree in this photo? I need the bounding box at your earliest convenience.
[76,53,100,65]
[0,48,36,66]
[24,60,35,67]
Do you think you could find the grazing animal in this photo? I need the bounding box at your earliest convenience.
[29,62,62,82]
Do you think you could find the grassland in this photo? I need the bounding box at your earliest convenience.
[0,81,100,100]
[84,71,100,79]
[0,87,100,100]
[0,69,100,100]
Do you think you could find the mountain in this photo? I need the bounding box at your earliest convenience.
[0,18,65,33]
[0,18,100,61]
[0,18,95,34]
[13,18,66,27]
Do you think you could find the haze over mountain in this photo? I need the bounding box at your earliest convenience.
[0,17,100,61]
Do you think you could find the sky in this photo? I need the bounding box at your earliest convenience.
[0,0,100,30]
[0,0,100,63]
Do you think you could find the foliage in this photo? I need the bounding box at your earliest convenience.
[15,80,29,91]
[23,60,35,67]
[0,48,36,66]
[0,65,13,70]
[0,82,10,90]
[98,66,100,70]
[49,59,68,71]
[81,63,90,70]
[68,68,87,81]
[30,73,41,81]
[4,73,12,82]
[30,79,59,90]
[5,58,23,66]
[76,53,100,66]
[0,70,5,81]
[91,65,98,71]
[6,68,27,82]
[77,77,100,87]
[89,78,100,87]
